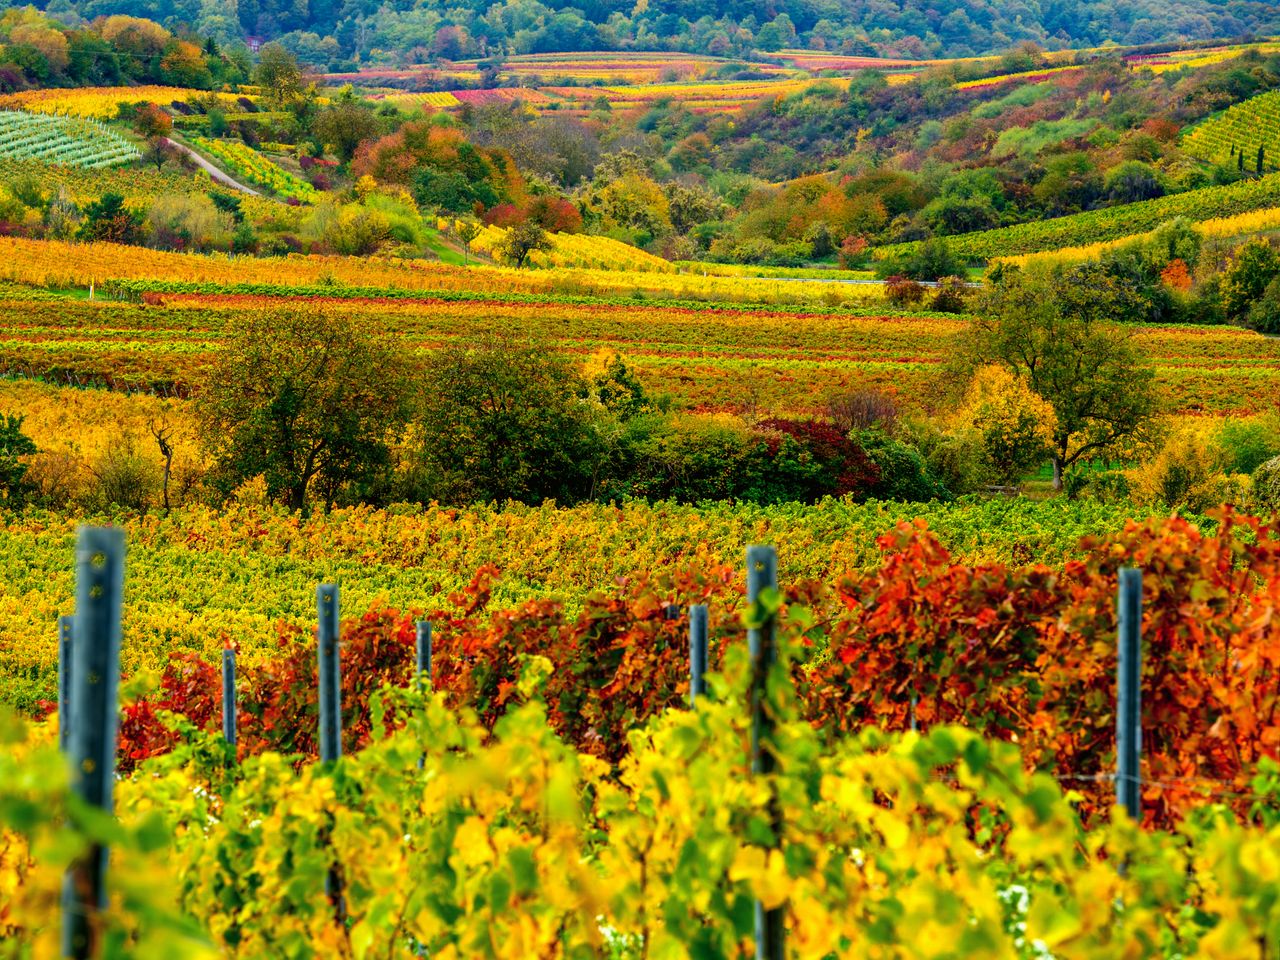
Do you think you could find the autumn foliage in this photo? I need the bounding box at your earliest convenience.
[114,510,1280,827]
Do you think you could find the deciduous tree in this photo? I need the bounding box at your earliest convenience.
[196,309,410,513]
[972,266,1159,490]
[412,340,603,505]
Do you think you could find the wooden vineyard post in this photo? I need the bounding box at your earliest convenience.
[1116,567,1143,821]
[747,545,785,960]
[62,527,125,960]
[222,647,237,748]
[689,604,708,706]
[57,615,73,753]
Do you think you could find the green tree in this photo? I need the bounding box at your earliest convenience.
[1222,238,1280,322]
[0,413,36,504]
[1246,276,1280,334]
[412,341,604,505]
[254,42,302,106]
[196,309,410,513]
[1105,161,1165,204]
[972,267,1160,490]
[79,191,141,244]
[454,218,482,265]
[313,100,379,164]
[498,220,551,268]
[875,236,963,281]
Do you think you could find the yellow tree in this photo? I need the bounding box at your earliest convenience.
[955,364,1057,486]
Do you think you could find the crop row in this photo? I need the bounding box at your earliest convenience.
[0,235,889,308]
[953,64,1082,90]
[1182,90,1280,170]
[0,285,1275,416]
[996,204,1280,267]
[875,172,1280,261]
[469,224,675,271]
[0,489,1181,713]
[0,289,962,409]
[1129,42,1280,74]
[0,86,248,119]
[0,110,139,169]
[15,685,1278,957]
[187,135,317,201]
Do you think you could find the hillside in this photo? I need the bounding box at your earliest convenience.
[1183,88,1280,171]
[35,0,1280,66]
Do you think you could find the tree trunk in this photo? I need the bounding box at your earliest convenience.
[290,481,309,516]
[1052,456,1063,492]
[160,454,171,513]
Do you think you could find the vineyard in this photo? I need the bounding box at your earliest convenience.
[0,86,247,119]
[6,512,1280,956]
[0,485,1172,712]
[10,31,1280,957]
[1127,41,1280,74]
[996,204,1280,268]
[0,235,889,308]
[325,51,797,86]
[0,282,1274,414]
[0,110,139,169]
[469,224,675,271]
[1182,90,1280,171]
[186,136,317,201]
[875,171,1280,261]
[952,64,1082,90]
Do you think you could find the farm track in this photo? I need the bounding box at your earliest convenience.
[165,138,260,196]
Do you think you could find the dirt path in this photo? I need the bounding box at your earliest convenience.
[165,138,261,196]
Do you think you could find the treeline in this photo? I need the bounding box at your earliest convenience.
[0,7,247,89]
[23,0,1280,65]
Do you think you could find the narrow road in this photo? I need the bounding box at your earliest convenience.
[164,138,261,196]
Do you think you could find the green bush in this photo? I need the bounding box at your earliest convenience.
[1247,276,1280,334]
[1253,456,1280,513]
[853,428,951,502]
[0,414,36,505]
[1217,415,1280,474]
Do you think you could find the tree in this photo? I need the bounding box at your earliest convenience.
[412,341,604,505]
[254,42,302,106]
[132,102,172,138]
[196,310,410,513]
[1105,161,1165,204]
[143,135,177,171]
[972,267,1159,490]
[313,100,378,164]
[1221,238,1280,322]
[79,191,141,244]
[954,365,1057,485]
[0,413,36,504]
[875,236,963,281]
[499,220,551,268]
[454,218,482,265]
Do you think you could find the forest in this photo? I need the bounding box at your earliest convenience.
[6,0,1280,65]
